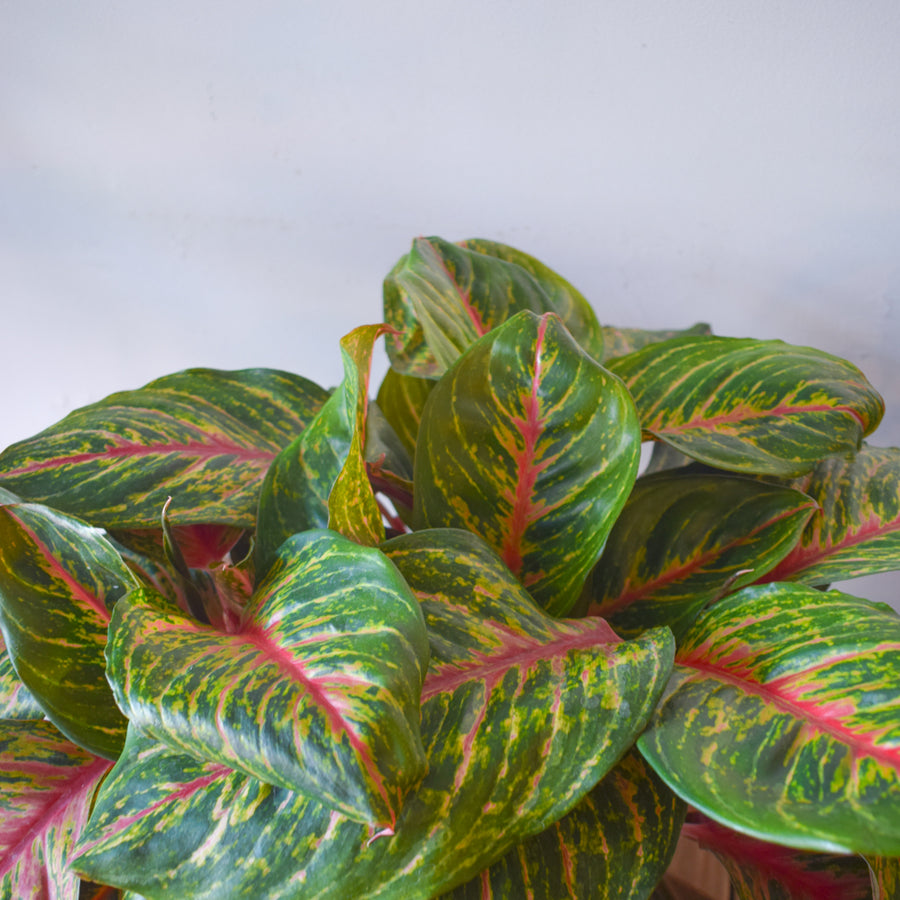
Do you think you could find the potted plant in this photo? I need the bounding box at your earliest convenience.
[0,236,897,899]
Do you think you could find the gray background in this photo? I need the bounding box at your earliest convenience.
[2,2,898,605]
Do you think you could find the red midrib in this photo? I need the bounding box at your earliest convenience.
[651,401,867,435]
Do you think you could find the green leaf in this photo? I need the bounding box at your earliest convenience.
[684,816,872,900]
[457,238,605,361]
[867,855,900,899]
[0,368,329,529]
[0,632,42,720]
[74,530,674,899]
[0,503,135,758]
[638,582,900,856]
[255,326,386,574]
[0,720,111,900]
[760,444,900,585]
[444,748,685,899]
[414,310,641,616]
[602,322,712,360]
[581,471,817,638]
[383,236,582,378]
[106,529,429,828]
[606,336,884,476]
[374,367,434,459]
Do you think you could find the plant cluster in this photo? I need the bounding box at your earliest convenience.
[0,236,898,899]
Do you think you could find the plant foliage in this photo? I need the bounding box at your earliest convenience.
[0,235,897,899]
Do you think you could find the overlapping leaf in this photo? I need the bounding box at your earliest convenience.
[74,528,674,899]
[0,720,111,900]
[0,633,42,720]
[601,322,711,361]
[683,816,872,900]
[414,310,641,615]
[375,367,435,459]
[760,445,900,585]
[582,472,817,638]
[606,336,884,476]
[444,748,685,899]
[638,583,900,856]
[0,369,328,529]
[255,326,386,574]
[457,238,605,361]
[0,503,135,757]
[105,528,429,828]
[868,855,900,899]
[383,236,598,378]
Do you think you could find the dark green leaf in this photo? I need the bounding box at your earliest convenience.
[374,367,434,460]
[602,322,711,360]
[582,472,817,638]
[0,369,328,528]
[414,310,641,615]
[606,336,884,476]
[0,632,42,720]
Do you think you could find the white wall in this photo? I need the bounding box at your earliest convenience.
[2,2,898,603]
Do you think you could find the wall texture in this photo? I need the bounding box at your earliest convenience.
[2,2,898,602]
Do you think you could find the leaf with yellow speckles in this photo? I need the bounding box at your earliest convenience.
[414,310,641,616]
[0,720,112,900]
[256,325,388,574]
[683,815,872,900]
[74,528,674,899]
[443,748,685,899]
[0,503,136,758]
[759,444,900,586]
[375,367,435,460]
[0,369,329,529]
[384,236,603,378]
[105,529,430,829]
[601,322,712,361]
[0,632,42,720]
[581,471,817,638]
[606,336,884,476]
[638,582,900,856]
[867,855,900,899]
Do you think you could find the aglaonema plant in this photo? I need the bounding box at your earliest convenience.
[0,236,897,900]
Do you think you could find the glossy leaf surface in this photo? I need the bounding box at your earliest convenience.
[582,472,817,638]
[639,583,900,856]
[445,748,685,899]
[384,236,570,378]
[457,238,604,361]
[684,816,871,900]
[0,503,135,757]
[415,310,641,615]
[106,529,429,828]
[255,326,385,574]
[761,445,900,585]
[607,336,884,476]
[0,720,111,900]
[0,369,328,528]
[75,529,674,899]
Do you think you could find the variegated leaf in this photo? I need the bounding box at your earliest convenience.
[384,236,582,378]
[606,336,884,476]
[105,529,429,828]
[0,369,328,528]
[74,529,674,899]
[0,503,135,757]
[255,326,386,575]
[457,238,605,361]
[760,445,900,585]
[374,367,435,459]
[868,855,900,899]
[0,633,42,720]
[0,720,111,900]
[638,583,900,856]
[602,322,711,361]
[582,472,817,638]
[444,748,685,899]
[415,310,641,616]
[684,816,872,900]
